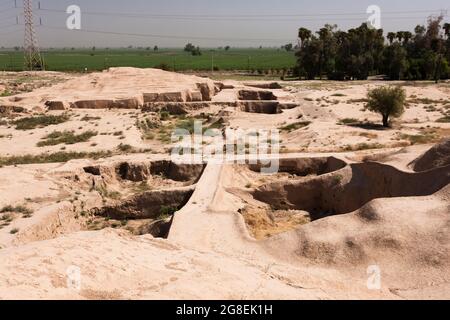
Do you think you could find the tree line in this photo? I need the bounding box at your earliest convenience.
[295,16,450,81]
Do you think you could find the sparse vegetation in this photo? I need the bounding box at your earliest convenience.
[13,114,70,130]
[117,143,133,152]
[279,121,311,132]
[436,116,450,123]
[37,130,98,147]
[81,115,101,121]
[338,118,359,125]
[0,90,13,97]
[400,132,437,145]
[0,205,32,215]
[343,143,385,151]
[158,206,177,220]
[0,151,112,166]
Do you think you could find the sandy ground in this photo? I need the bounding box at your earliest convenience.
[0,68,449,300]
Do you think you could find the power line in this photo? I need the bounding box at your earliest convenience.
[36,10,447,22]
[0,6,17,13]
[36,6,448,18]
[0,27,21,35]
[33,7,449,22]
[37,24,295,42]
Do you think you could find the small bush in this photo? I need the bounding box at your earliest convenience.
[10,228,19,234]
[0,90,13,97]
[13,114,70,130]
[400,133,436,145]
[0,205,32,215]
[37,130,98,147]
[436,116,450,123]
[117,143,133,152]
[159,112,170,121]
[81,115,101,121]
[338,118,359,125]
[158,206,177,220]
[279,121,311,132]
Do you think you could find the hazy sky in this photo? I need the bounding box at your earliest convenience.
[0,0,449,47]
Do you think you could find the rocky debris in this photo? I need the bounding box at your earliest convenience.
[198,82,219,101]
[45,101,68,111]
[411,139,450,172]
[0,105,26,115]
[244,82,282,90]
[214,82,234,90]
[142,102,210,114]
[143,91,190,103]
[239,101,281,114]
[71,97,141,109]
[143,218,173,238]
[117,162,151,182]
[142,83,217,105]
[238,90,277,101]
[83,161,205,184]
[150,160,205,182]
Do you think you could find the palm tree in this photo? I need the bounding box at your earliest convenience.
[403,31,413,44]
[396,31,404,43]
[387,32,396,44]
[298,28,312,47]
[443,23,450,38]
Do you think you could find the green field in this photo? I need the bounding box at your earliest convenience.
[0,48,296,72]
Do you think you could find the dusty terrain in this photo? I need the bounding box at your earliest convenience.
[0,68,449,300]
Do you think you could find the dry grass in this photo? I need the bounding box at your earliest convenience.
[37,130,98,147]
[279,121,311,132]
[241,207,310,240]
[0,150,112,166]
[12,114,70,130]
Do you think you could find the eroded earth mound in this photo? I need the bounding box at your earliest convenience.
[0,69,449,300]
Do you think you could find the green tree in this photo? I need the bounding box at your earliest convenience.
[365,86,406,127]
[387,32,396,44]
[298,28,312,47]
[283,43,294,52]
[184,43,195,53]
[383,43,409,80]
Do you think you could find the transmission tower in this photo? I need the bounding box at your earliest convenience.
[23,0,44,71]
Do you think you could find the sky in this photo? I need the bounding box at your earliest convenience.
[0,0,449,48]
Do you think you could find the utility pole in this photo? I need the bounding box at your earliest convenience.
[23,0,44,71]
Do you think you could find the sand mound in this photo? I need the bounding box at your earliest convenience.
[263,185,450,297]
[0,68,220,110]
[411,139,450,172]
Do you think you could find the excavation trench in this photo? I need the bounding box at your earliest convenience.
[238,158,450,239]
[82,160,206,238]
[252,162,450,221]
[248,157,347,176]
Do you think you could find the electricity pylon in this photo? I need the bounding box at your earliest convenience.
[23,0,44,71]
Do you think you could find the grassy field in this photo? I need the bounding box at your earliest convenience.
[0,48,296,72]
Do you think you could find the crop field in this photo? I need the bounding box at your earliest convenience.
[0,48,296,72]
